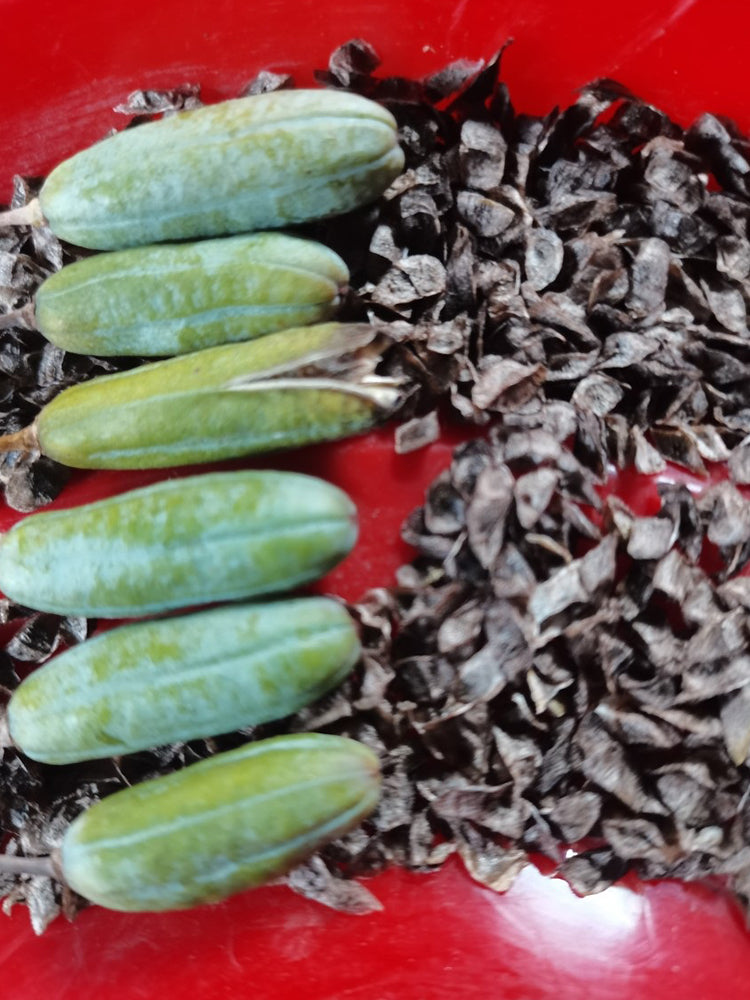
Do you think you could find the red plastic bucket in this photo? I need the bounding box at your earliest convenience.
[2,3,750,997]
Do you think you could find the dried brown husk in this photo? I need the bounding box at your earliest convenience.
[303,427,750,917]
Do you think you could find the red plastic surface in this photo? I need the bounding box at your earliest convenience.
[2,2,750,997]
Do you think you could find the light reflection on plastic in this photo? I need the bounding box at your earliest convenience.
[557,881,645,938]
[485,863,652,961]
[544,876,643,939]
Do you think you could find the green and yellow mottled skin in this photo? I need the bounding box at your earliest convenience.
[0,470,357,617]
[60,734,381,912]
[34,232,349,356]
[39,89,405,250]
[33,322,391,469]
[8,598,361,764]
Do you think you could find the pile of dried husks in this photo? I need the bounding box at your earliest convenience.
[2,39,750,932]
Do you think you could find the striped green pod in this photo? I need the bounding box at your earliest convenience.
[27,322,400,470]
[34,233,349,357]
[59,734,381,912]
[38,89,404,250]
[7,597,360,764]
[0,470,357,617]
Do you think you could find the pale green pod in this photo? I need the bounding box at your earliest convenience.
[0,470,357,617]
[26,322,401,470]
[38,89,405,250]
[59,733,381,912]
[34,233,349,356]
[7,597,361,764]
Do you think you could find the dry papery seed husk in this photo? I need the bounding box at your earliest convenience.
[3,40,750,932]
[312,429,750,911]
